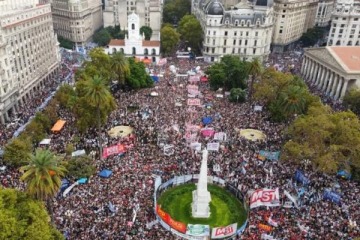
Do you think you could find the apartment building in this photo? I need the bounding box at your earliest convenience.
[51,0,103,48]
[0,2,60,124]
[327,0,360,46]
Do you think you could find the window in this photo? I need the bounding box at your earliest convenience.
[213,31,216,35]
[282,15,285,18]
[132,47,136,55]
[224,40,227,45]
[255,32,258,37]
[279,30,283,33]
[212,48,215,53]
[233,40,236,45]
[253,48,256,54]
[246,32,249,37]
[234,31,237,36]
[245,40,248,45]
[225,31,228,36]
[254,40,257,46]
[132,24,135,30]
[223,48,226,53]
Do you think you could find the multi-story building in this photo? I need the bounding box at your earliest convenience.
[51,0,103,49]
[103,0,162,40]
[272,0,319,53]
[315,0,335,27]
[327,0,360,46]
[0,2,60,124]
[192,0,274,62]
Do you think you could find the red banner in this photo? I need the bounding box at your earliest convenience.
[258,223,272,232]
[102,144,126,159]
[168,216,187,233]
[156,205,170,223]
[156,205,186,233]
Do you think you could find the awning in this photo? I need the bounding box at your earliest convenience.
[51,120,66,132]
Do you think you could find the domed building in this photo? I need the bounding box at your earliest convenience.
[192,0,274,62]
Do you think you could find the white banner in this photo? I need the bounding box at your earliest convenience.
[207,142,220,151]
[214,132,226,141]
[190,142,202,151]
[211,223,237,239]
[284,190,298,208]
[187,98,201,106]
[250,188,280,209]
[163,144,174,156]
[186,224,210,237]
[261,233,276,240]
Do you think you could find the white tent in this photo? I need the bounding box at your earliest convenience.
[39,139,51,145]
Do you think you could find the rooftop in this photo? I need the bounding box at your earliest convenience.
[328,46,360,72]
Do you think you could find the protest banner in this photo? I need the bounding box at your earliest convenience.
[168,216,187,233]
[102,144,126,159]
[187,98,201,106]
[250,188,280,209]
[187,84,199,91]
[294,170,310,185]
[207,142,220,151]
[323,189,341,205]
[214,132,227,141]
[211,223,237,239]
[190,142,202,151]
[258,150,280,161]
[258,223,272,232]
[156,205,170,223]
[201,128,215,137]
[186,224,210,237]
[163,144,174,156]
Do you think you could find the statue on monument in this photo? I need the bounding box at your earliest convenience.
[191,149,211,218]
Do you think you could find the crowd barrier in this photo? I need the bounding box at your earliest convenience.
[154,175,249,240]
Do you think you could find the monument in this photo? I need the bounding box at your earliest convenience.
[192,149,211,218]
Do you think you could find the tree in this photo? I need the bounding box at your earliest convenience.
[163,0,191,25]
[82,75,116,159]
[57,36,73,49]
[3,138,32,167]
[105,25,122,39]
[64,155,96,179]
[300,27,325,47]
[343,89,360,115]
[140,26,153,40]
[125,58,154,89]
[282,106,360,175]
[93,28,111,46]
[247,58,262,104]
[229,88,246,103]
[82,48,113,85]
[0,188,63,240]
[20,149,66,221]
[160,25,180,56]
[206,55,248,91]
[177,15,203,54]
[278,85,308,117]
[111,52,130,86]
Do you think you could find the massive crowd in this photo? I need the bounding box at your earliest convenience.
[0,49,359,240]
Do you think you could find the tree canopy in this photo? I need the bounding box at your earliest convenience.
[3,138,32,167]
[163,0,191,25]
[343,89,360,115]
[125,58,154,89]
[206,55,248,91]
[177,15,203,54]
[282,104,360,175]
[160,25,180,56]
[253,68,317,121]
[140,26,153,40]
[300,27,325,47]
[0,188,63,240]
[93,28,111,46]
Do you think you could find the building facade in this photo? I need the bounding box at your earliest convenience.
[51,0,103,48]
[192,0,274,63]
[272,0,319,53]
[103,0,162,40]
[0,3,60,124]
[327,0,360,46]
[301,46,360,100]
[105,12,160,63]
[315,0,335,27]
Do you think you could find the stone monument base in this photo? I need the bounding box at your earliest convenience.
[191,189,211,218]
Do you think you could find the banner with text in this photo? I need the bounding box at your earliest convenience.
[102,144,126,159]
[187,99,201,106]
[211,223,237,239]
[186,224,210,237]
[250,188,280,209]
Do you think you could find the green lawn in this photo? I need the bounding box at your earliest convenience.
[157,183,247,227]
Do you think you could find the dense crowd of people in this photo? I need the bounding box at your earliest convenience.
[0,49,359,240]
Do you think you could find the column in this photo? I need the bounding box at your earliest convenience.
[326,72,334,94]
[331,74,339,97]
[4,111,9,122]
[305,58,311,78]
[340,79,349,99]
[312,63,319,84]
[301,57,307,74]
[307,60,313,79]
[318,67,326,89]
[315,66,323,86]
[321,69,330,91]
[0,114,5,125]
[335,77,343,99]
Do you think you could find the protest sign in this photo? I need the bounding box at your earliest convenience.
[211,223,237,239]
[250,188,280,209]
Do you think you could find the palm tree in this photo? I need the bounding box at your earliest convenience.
[279,85,307,117]
[83,75,115,160]
[20,149,66,221]
[247,58,262,104]
[111,52,130,86]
